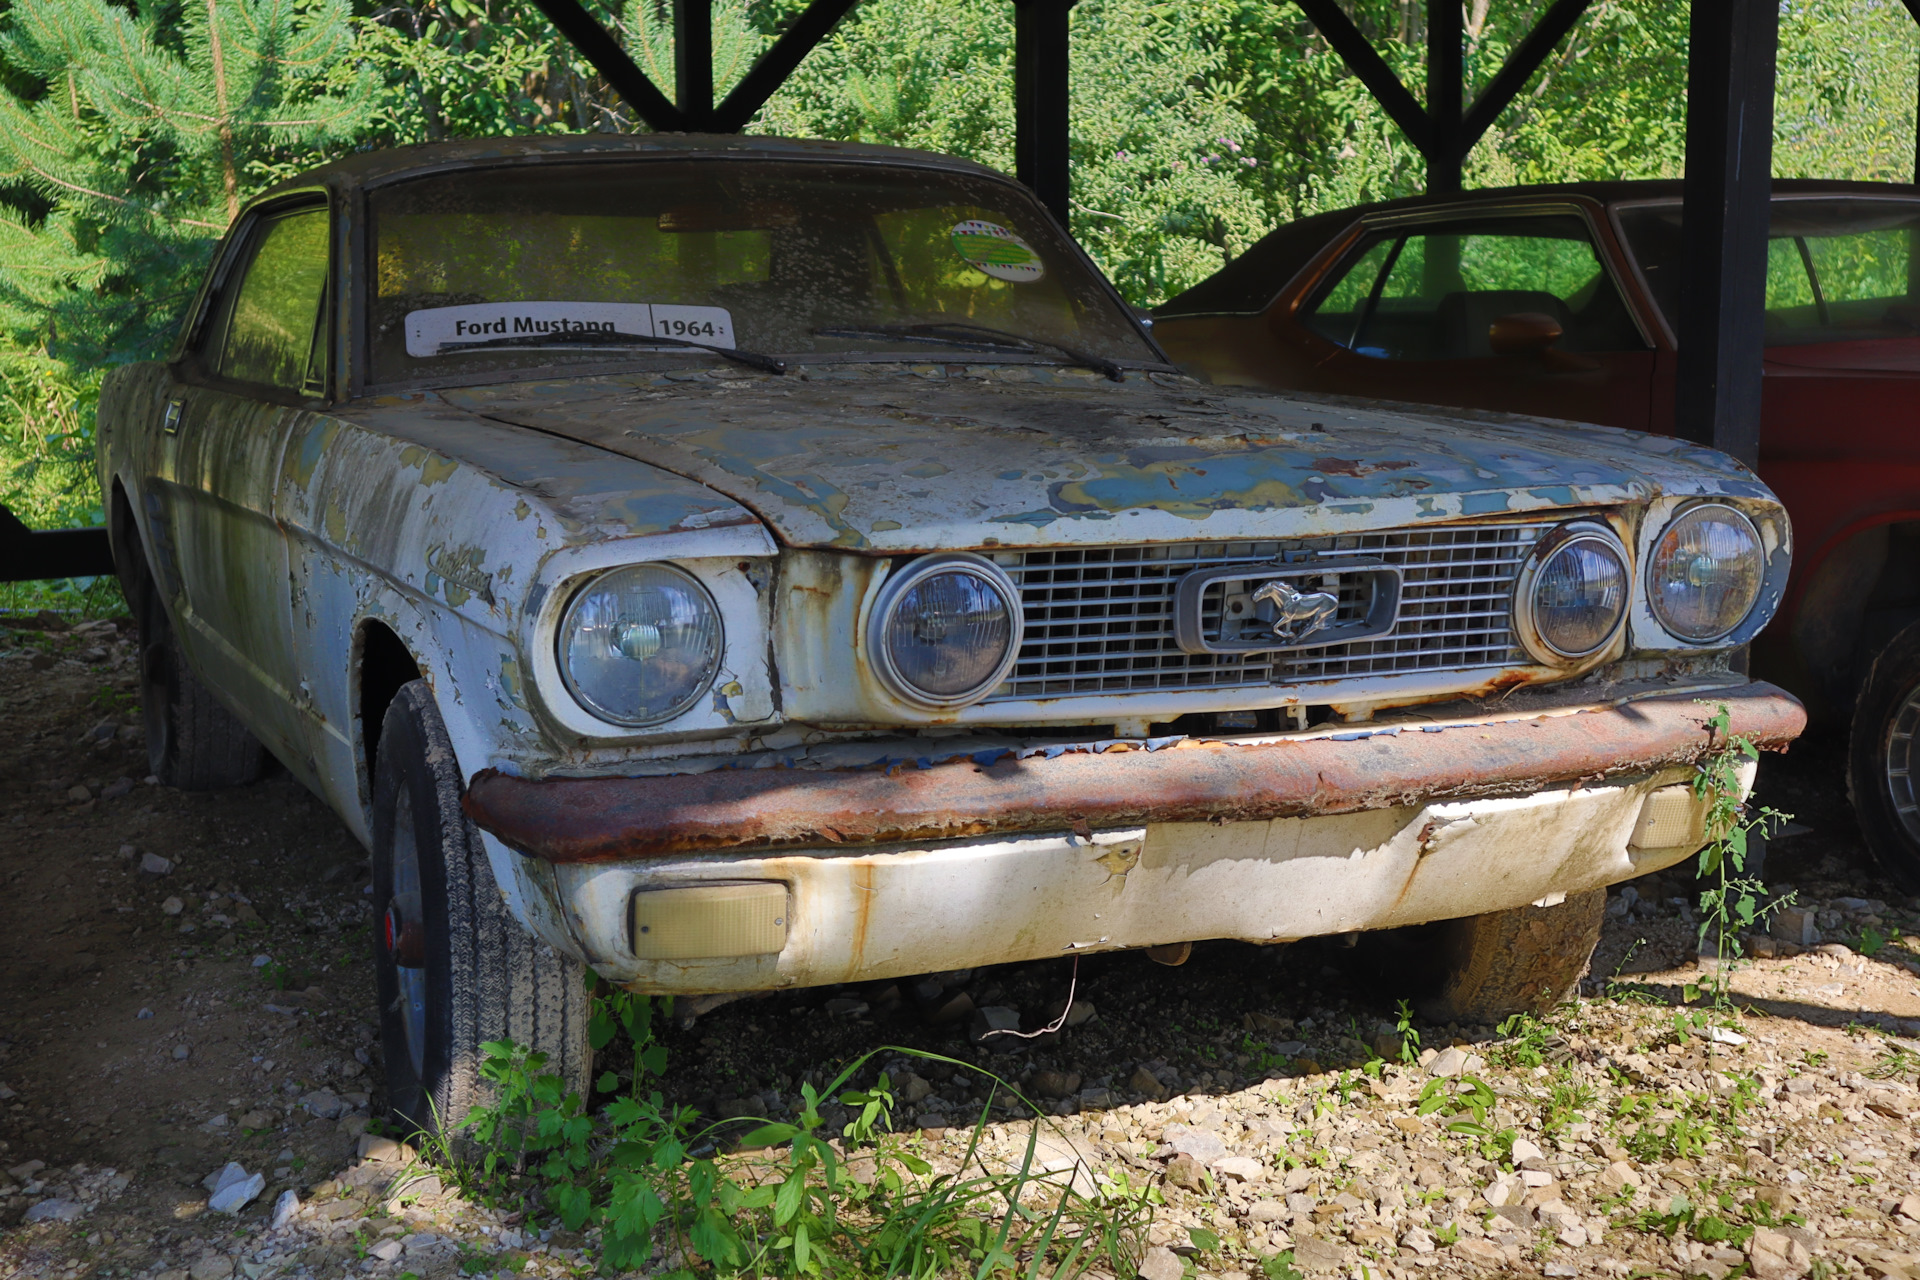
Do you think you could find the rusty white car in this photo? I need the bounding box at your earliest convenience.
[97,135,1803,1135]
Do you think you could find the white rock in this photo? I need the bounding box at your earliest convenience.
[202,1162,248,1194]
[368,1240,404,1263]
[1428,1047,1470,1078]
[298,1089,343,1119]
[24,1198,85,1222]
[1162,1124,1228,1164]
[208,1172,264,1214]
[1511,1137,1545,1163]
[140,852,174,876]
[1213,1155,1266,1182]
[1400,1226,1435,1254]
[269,1189,299,1229]
[160,897,183,916]
[1483,1177,1522,1207]
[1137,1245,1183,1280]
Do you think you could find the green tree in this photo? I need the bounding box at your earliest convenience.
[0,0,373,536]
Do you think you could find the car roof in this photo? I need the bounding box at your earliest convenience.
[1154,177,1920,318]
[254,132,1014,202]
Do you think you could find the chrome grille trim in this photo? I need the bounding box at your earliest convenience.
[987,522,1556,701]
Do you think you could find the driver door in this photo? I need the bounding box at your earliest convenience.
[1294,211,1658,431]
[154,202,332,765]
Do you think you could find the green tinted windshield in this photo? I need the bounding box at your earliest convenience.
[367,159,1157,382]
[1619,197,1920,346]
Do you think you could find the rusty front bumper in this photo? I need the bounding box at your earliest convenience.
[466,682,1803,863]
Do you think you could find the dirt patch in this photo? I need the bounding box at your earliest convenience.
[3,619,1919,1280]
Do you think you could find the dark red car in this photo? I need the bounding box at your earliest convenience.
[1152,179,1920,887]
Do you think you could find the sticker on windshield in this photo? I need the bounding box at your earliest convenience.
[404,301,735,357]
[949,221,1044,283]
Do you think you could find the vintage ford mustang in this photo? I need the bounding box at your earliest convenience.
[97,135,1803,1133]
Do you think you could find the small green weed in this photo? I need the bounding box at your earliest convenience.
[455,975,1149,1278]
[1691,702,1795,1002]
[1258,1252,1304,1280]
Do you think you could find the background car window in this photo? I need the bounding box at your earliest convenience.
[219,209,329,392]
[1302,215,1645,359]
[1620,198,1920,346]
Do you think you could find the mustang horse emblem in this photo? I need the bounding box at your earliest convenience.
[1252,578,1340,643]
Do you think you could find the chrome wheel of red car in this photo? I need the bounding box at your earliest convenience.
[1847,623,1920,892]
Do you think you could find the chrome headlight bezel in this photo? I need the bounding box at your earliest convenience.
[1646,502,1765,644]
[867,552,1025,709]
[556,562,725,728]
[1513,520,1633,665]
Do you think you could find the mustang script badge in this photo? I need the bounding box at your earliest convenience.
[1253,578,1340,643]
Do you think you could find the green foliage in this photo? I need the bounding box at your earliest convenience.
[1415,1074,1516,1161]
[456,977,1149,1278]
[5,0,1920,538]
[1691,702,1796,997]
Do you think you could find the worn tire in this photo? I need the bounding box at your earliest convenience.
[1846,621,1920,892]
[372,680,590,1140]
[135,579,268,790]
[1423,889,1605,1023]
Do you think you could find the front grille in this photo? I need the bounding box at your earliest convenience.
[988,521,1556,701]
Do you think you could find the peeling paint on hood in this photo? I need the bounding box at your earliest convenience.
[437,363,1770,552]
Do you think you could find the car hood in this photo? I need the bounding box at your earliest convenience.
[438,363,1771,551]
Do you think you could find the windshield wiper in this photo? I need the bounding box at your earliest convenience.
[814,322,1125,381]
[438,328,786,375]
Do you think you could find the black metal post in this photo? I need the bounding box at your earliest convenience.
[0,506,114,583]
[1425,0,1463,193]
[714,0,864,131]
[525,0,683,130]
[1674,0,1778,467]
[1013,0,1074,225]
[1459,0,1594,152]
[676,0,715,130]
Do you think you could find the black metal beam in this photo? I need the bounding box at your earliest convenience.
[1673,0,1778,467]
[1013,0,1075,224]
[1459,0,1594,153]
[0,506,114,583]
[1425,0,1463,192]
[713,0,864,132]
[676,0,715,129]
[1290,0,1431,155]
[526,0,683,130]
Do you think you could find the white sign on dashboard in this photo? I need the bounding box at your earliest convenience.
[405,301,736,357]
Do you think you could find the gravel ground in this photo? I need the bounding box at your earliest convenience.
[4,614,1920,1280]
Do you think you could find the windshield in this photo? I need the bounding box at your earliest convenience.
[1619,197,1920,347]
[366,159,1159,383]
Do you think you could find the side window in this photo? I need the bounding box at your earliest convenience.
[1301,215,1646,359]
[218,208,330,393]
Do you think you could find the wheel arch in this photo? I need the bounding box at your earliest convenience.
[354,616,424,818]
[1786,510,1920,718]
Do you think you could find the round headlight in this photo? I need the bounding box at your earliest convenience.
[869,554,1023,708]
[558,564,723,726]
[1648,504,1765,643]
[1516,523,1630,662]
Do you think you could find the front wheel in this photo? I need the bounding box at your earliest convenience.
[1847,622,1920,892]
[371,680,591,1139]
[1422,889,1606,1024]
